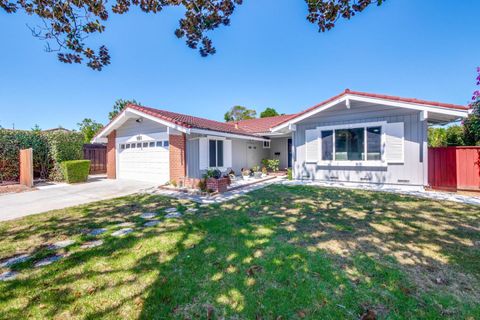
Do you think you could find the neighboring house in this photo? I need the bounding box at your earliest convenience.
[92,89,470,188]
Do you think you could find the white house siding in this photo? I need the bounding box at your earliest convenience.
[232,139,269,174]
[269,138,289,170]
[116,118,168,137]
[293,107,427,186]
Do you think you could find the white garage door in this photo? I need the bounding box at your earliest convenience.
[117,137,170,184]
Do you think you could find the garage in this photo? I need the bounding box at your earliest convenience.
[116,133,170,184]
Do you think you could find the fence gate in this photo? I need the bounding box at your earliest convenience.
[428,147,480,192]
[83,144,107,174]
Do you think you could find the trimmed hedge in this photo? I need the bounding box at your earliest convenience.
[61,160,91,183]
[0,129,84,183]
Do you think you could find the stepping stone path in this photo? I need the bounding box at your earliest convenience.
[165,212,182,219]
[186,208,198,213]
[111,228,134,237]
[88,228,106,236]
[0,254,31,268]
[0,271,18,281]
[140,212,157,219]
[48,240,75,250]
[81,240,104,249]
[164,208,178,213]
[117,222,135,228]
[34,255,63,268]
[144,220,161,227]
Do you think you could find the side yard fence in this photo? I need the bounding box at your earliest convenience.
[428,147,480,192]
[83,144,107,174]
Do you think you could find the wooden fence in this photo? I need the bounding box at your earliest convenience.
[428,147,480,192]
[83,144,107,174]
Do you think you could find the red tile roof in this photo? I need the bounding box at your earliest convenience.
[128,104,261,137]
[272,89,470,129]
[235,114,297,133]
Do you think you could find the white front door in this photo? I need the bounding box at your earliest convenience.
[117,134,170,184]
[246,142,258,168]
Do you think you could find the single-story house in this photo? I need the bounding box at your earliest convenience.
[92,89,470,188]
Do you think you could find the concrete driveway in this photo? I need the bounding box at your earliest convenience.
[0,176,157,222]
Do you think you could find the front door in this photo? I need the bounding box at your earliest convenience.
[287,138,292,168]
[246,142,258,168]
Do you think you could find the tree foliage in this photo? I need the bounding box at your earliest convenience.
[428,125,465,147]
[260,107,279,118]
[464,67,480,146]
[77,118,103,143]
[1,0,385,70]
[224,105,256,122]
[109,99,141,120]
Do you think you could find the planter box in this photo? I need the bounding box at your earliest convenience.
[206,177,229,193]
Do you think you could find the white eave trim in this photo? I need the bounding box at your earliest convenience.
[91,107,190,143]
[270,94,469,132]
[189,128,269,142]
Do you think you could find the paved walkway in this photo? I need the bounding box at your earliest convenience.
[0,177,156,221]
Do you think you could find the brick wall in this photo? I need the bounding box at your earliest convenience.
[169,133,186,184]
[106,130,116,179]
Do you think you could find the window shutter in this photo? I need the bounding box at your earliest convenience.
[224,140,232,168]
[199,137,208,170]
[305,128,319,163]
[385,122,404,163]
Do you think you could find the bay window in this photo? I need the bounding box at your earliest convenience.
[319,123,384,162]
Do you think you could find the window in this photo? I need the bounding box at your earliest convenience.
[319,124,383,162]
[335,128,364,161]
[120,144,125,150]
[366,127,382,160]
[143,142,148,148]
[263,141,271,148]
[163,140,169,147]
[149,142,155,147]
[131,143,136,149]
[209,140,224,167]
[156,141,162,147]
[125,144,130,149]
[321,130,333,160]
[136,143,142,148]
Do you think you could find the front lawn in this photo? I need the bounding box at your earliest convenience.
[0,185,479,319]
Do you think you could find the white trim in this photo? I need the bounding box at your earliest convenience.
[271,94,469,132]
[92,107,190,143]
[316,121,387,167]
[190,128,269,142]
[263,141,271,148]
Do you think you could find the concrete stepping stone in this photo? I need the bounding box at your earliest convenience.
[111,228,133,237]
[0,271,18,281]
[140,212,157,219]
[0,254,31,268]
[48,240,75,250]
[165,212,182,219]
[186,208,198,213]
[80,240,103,249]
[34,255,63,268]
[117,222,135,228]
[164,208,178,213]
[88,228,106,236]
[144,220,161,227]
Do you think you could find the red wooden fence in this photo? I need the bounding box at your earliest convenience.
[83,144,107,174]
[428,147,480,192]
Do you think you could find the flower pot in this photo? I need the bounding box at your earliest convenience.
[206,177,229,193]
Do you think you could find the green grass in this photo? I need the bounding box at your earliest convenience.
[0,185,479,319]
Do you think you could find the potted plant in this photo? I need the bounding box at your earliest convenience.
[241,168,250,180]
[252,166,262,179]
[203,168,229,193]
[261,166,268,177]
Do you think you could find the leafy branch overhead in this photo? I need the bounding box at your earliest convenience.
[0,0,385,70]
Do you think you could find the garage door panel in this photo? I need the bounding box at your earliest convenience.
[117,138,170,184]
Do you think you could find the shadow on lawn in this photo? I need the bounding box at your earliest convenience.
[0,185,479,319]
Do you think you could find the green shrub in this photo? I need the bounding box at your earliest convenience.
[61,160,91,183]
[262,158,280,172]
[287,168,293,180]
[45,131,84,180]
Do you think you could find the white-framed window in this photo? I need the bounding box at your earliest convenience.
[120,144,125,149]
[306,121,396,166]
[209,139,224,167]
[263,140,271,148]
[149,141,155,147]
[163,140,169,147]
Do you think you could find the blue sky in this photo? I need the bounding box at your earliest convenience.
[0,0,478,130]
